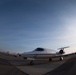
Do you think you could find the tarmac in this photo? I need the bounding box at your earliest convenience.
[45,56,76,75]
[0,58,28,75]
[15,59,65,75]
[0,53,76,75]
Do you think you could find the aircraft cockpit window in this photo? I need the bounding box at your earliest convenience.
[35,48,44,51]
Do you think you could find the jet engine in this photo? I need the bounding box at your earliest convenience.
[58,46,69,54]
[59,49,65,54]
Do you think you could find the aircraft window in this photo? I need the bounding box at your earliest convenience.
[35,48,44,51]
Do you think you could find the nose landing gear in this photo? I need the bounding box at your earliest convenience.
[30,60,34,65]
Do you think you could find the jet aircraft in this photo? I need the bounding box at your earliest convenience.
[20,46,74,65]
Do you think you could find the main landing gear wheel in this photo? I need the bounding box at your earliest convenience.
[60,57,63,61]
[30,61,34,65]
[23,57,27,59]
[49,58,52,61]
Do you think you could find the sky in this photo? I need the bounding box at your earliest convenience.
[0,0,76,53]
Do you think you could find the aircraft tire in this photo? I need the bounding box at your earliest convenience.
[30,60,34,65]
[23,57,27,59]
[49,58,52,61]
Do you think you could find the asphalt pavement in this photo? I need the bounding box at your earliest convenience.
[45,55,76,75]
[0,58,28,75]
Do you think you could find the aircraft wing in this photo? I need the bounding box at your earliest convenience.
[54,52,76,58]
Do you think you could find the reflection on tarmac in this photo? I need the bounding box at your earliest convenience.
[16,60,65,75]
[9,57,72,75]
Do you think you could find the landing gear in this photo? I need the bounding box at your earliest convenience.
[23,57,27,59]
[60,57,63,61]
[30,60,34,65]
[49,58,52,61]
